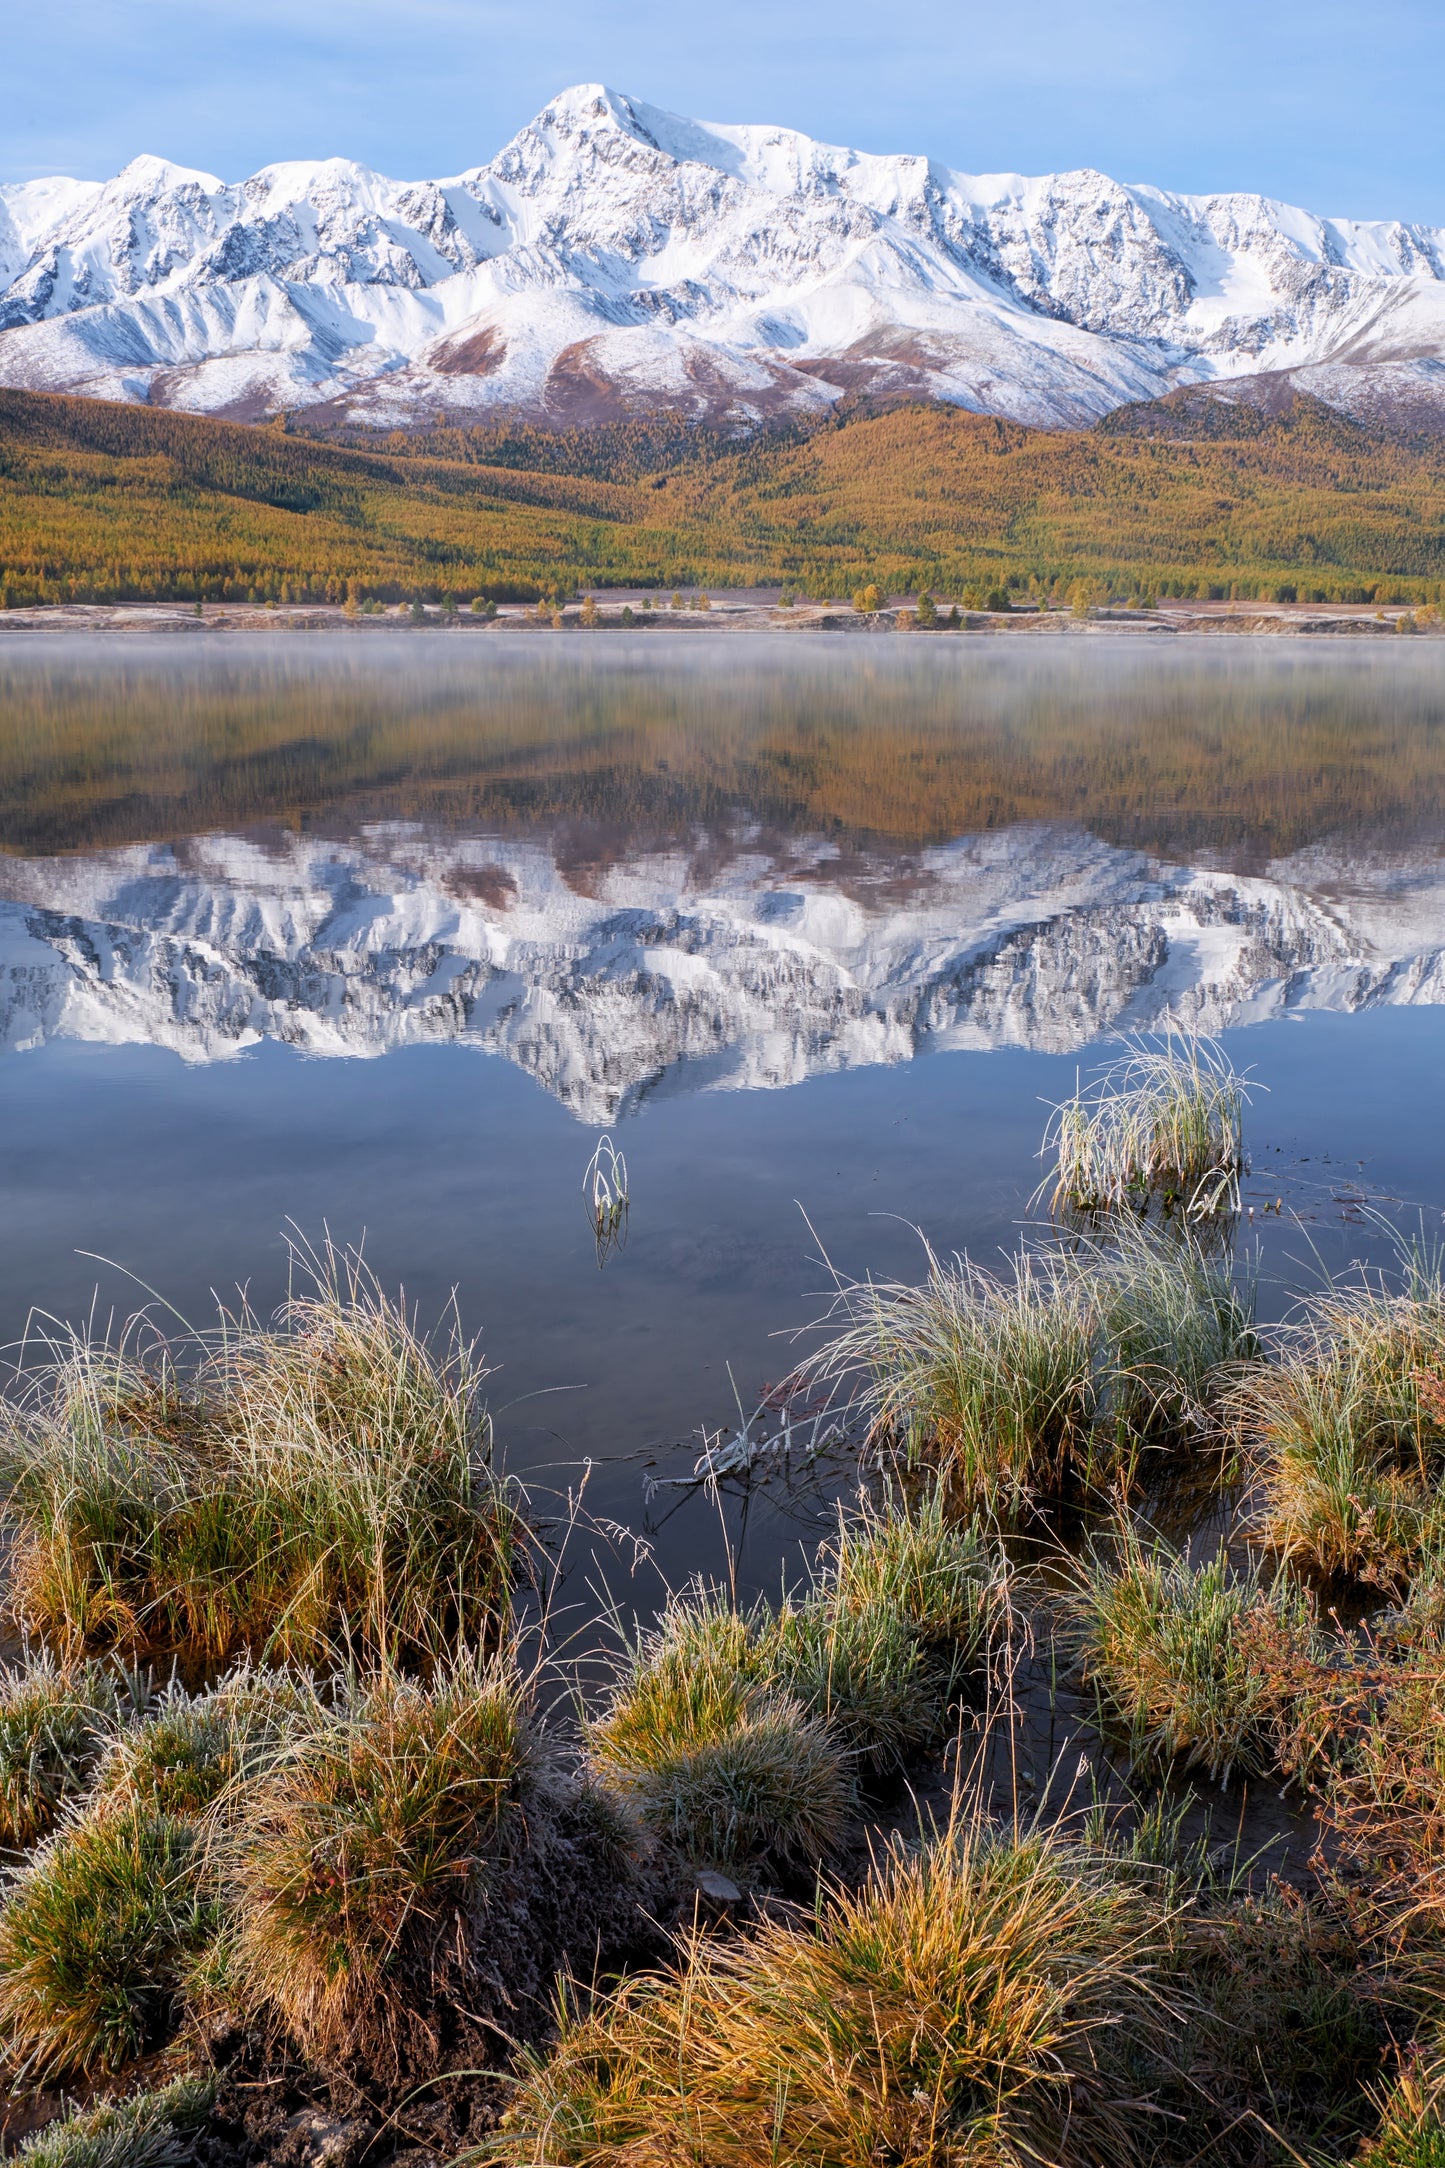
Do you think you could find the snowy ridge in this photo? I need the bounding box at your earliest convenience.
[3,84,1445,427]
[1,819,1443,1122]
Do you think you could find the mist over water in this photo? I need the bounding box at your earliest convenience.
[3,632,1445,1592]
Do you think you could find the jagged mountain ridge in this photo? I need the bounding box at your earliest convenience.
[4,85,1445,430]
[1,820,1442,1123]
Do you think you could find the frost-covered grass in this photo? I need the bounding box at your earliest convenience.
[13,2075,216,2168]
[586,1501,1006,1877]
[0,1244,529,1673]
[0,1802,216,2082]
[807,1228,1252,1517]
[0,1652,123,1851]
[1043,1036,1250,1224]
[1236,1241,1445,1585]
[1067,1521,1319,1783]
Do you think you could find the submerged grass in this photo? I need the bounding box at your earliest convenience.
[486,1821,1178,2168]
[0,1242,530,1673]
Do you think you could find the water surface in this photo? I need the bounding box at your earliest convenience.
[3,634,1445,1591]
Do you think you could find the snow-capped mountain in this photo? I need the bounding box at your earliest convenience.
[4,84,1445,429]
[2,818,1443,1123]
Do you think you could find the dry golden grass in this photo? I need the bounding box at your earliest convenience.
[487,1822,1178,2168]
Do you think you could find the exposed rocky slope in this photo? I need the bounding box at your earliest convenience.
[4,85,1445,430]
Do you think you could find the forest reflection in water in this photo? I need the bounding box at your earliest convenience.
[2,633,1445,869]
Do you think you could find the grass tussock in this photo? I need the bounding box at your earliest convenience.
[587,1500,1006,1876]
[486,1822,1177,2168]
[224,1650,534,2060]
[0,1652,123,1850]
[89,1664,319,1821]
[221,1647,638,2071]
[1066,1521,1319,1783]
[1236,1244,1445,1585]
[0,1802,216,2082]
[0,1242,529,1672]
[1043,1036,1249,1223]
[585,1595,854,1878]
[13,2075,216,2168]
[809,1229,1253,1518]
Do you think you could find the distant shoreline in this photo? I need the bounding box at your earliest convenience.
[0,598,1437,638]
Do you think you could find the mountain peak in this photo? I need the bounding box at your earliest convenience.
[2,87,1444,435]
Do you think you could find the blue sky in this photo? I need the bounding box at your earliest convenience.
[6,0,1442,222]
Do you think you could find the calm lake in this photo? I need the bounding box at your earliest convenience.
[3,632,1445,1596]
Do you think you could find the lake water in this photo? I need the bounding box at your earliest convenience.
[3,632,1445,1598]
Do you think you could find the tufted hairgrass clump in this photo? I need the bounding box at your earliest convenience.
[221,1646,638,2071]
[0,1802,217,2082]
[1236,1242,1445,1586]
[1066,1520,1320,1784]
[808,1229,1252,1519]
[89,1664,319,1822]
[14,2074,216,2168]
[1042,1034,1250,1224]
[807,1243,1101,1518]
[585,1593,853,1878]
[224,1649,535,2060]
[587,1500,1007,1876]
[0,1241,529,1674]
[0,1651,124,1851]
[486,1822,1177,2168]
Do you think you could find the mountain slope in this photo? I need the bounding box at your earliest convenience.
[4,85,1445,430]
[4,387,1445,605]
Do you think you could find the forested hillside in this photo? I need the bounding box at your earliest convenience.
[2,386,1445,608]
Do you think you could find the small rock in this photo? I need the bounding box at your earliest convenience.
[695,1869,742,1903]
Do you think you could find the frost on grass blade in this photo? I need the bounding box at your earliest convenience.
[584,1134,629,1265]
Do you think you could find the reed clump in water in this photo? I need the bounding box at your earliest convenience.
[1043,1036,1250,1224]
[485,1822,1178,2168]
[808,1227,1254,1519]
[0,1244,529,1673]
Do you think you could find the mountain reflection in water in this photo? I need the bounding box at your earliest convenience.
[2,636,1445,1120]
